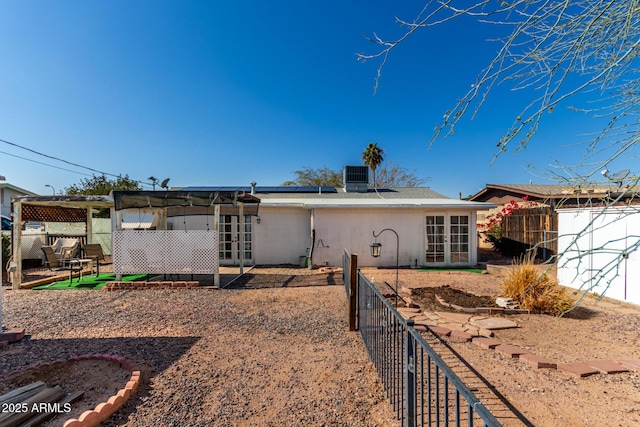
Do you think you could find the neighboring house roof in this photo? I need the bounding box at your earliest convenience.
[181,186,495,210]
[469,183,638,206]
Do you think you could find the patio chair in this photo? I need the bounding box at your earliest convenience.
[41,246,85,283]
[84,244,112,276]
[51,238,80,266]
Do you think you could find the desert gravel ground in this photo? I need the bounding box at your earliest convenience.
[360,267,640,427]
[1,271,399,427]
[2,265,640,426]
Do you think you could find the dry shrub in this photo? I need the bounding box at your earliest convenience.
[501,253,575,315]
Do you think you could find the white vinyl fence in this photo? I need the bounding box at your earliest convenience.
[557,206,640,306]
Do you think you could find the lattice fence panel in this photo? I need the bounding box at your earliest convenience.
[22,205,87,222]
[21,233,47,259]
[113,230,218,275]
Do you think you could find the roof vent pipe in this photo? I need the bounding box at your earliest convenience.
[250,181,257,195]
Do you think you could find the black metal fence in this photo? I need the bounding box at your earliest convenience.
[355,269,502,426]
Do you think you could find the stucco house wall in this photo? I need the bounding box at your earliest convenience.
[170,204,481,268]
[153,185,492,269]
[253,206,479,268]
[254,206,311,265]
[311,207,478,267]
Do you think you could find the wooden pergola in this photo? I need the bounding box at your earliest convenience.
[10,195,114,289]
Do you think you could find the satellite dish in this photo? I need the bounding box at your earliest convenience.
[160,178,170,190]
[601,168,630,187]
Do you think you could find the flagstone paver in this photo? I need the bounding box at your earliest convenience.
[557,362,600,377]
[469,317,519,330]
[495,344,529,358]
[428,326,452,337]
[435,311,474,323]
[616,360,640,371]
[584,360,629,374]
[472,337,501,349]
[519,354,557,369]
[449,330,473,342]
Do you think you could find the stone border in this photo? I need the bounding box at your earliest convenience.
[433,293,531,314]
[3,354,140,427]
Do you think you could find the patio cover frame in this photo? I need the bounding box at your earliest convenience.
[10,195,114,289]
[112,190,260,286]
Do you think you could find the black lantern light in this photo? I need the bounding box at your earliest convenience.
[371,229,399,306]
[370,241,382,257]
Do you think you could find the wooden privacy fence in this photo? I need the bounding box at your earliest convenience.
[501,207,558,260]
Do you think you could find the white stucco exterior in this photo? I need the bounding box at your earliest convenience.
[309,207,479,267]
[170,186,494,268]
[557,206,640,306]
[253,206,311,265]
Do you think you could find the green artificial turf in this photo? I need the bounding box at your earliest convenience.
[415,268,485,274]
[33,273,149,290]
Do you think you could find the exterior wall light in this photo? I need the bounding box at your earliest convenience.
[371,228,399,306]
[369,242,382,257]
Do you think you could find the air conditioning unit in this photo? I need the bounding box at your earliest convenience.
[343,166,368,193]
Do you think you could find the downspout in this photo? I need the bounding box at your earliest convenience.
[308,209,315,269]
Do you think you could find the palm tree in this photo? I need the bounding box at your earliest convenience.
[361,143,384,187]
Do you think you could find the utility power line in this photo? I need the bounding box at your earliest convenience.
[0,150,95,177]
[0,137,153,187]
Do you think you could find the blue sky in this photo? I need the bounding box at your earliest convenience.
[0,1,635,198]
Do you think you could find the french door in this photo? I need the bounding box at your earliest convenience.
[425,215,470,265]
[219,215,254,265]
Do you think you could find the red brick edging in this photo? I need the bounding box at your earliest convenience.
[2,354,141,427]
[103,281,200,291]
[59,354,140,427]
[3,353,139,426]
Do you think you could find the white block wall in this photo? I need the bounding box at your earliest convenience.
[558,207,640,306]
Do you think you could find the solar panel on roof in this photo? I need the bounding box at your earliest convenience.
[181,186,337,193]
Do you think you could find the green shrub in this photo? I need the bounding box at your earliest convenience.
[1,232,10,268]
